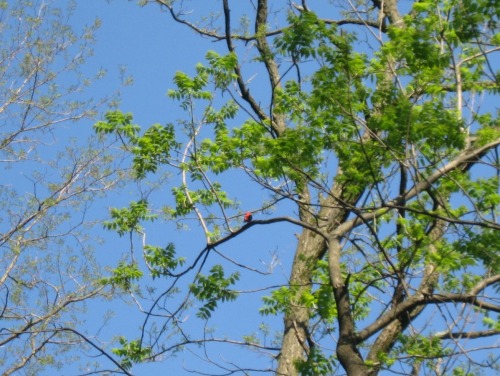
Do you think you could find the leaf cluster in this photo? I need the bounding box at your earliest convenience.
[100,262,143,292]
[103,200,156,236]
[112,337,152,371]
[144,243,186,278]
[190,265,240,320]
[95,111,179,179]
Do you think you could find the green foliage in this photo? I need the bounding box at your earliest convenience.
[205,100,239,133]
[168,51,237,101]
[169,69,211,103]
[397,334,448,360]
[462,177,500,212]
[308,260,337,321]
[169,183,234,218]
[476,112,500,145]
[100,262,143,291]
[104,200,156,236]
[95,110,179,179]
[203,50,238,89]
[428,239,476,272]
[112,337,151,371]
[170,185,194,216]
[384,334,449,372]
[190,265,240,319]
[452,366,474,376]
[295,347,335,376]
[455,228,500,273]
[450,0,500,42]
[275,11,330,59]
[94,110,140,138]
[144,243,185,278]
[260,275,338,321]
[482,314,500,330]
[260,286,297,316]
[131,123,178,178]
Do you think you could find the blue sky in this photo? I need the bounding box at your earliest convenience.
[75,1,205,124]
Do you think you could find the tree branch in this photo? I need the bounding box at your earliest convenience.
[436,328,500,340]
[356,273,500,342]
[334,139,500,237]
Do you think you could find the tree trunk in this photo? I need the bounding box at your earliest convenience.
[277,182,359,374]
[329,237,368,376]
[276,227,325,375]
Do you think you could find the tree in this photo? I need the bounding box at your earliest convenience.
[96,0,500,374]
[0,1,128,374]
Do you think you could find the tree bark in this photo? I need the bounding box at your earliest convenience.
[276,227,326,375]
[277,182,360,374]
[329,237,368,376]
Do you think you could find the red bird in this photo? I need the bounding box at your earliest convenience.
[243,211,253,223]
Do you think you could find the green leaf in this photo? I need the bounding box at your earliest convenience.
[103,200,156,236]
[112,337,151,371]
[144,243,185,278]
[190,265,240,319]
[100,262,143,291]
